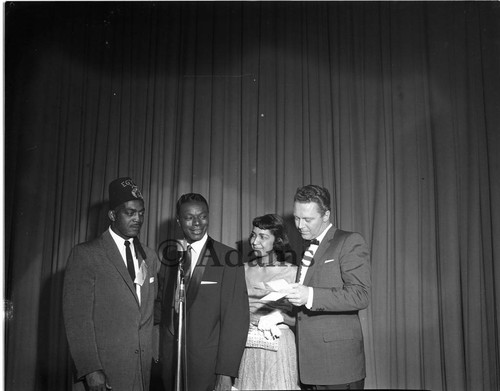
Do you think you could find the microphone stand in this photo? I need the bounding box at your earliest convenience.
[175,250,187,391]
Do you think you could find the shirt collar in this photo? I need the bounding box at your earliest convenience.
[188,233,208,255]
[315,223,332,244]
[109,226,133,246]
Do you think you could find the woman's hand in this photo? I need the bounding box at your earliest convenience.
[257,310,284,339]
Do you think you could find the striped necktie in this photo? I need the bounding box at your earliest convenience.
[183,245,192,285]
[296,239,319,283]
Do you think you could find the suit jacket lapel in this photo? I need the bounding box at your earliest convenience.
[165,255,180,334]
[136,246,151,316]
[303,227,336,286]
[101,230,140,306]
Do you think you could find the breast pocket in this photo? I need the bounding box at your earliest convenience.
[314,259,342,287]
[200,281,218,285]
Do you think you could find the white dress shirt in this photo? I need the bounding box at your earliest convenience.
[303,223,332,308]
[187,233,209,275]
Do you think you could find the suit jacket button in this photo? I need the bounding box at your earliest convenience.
[135,349,139,354]
[297,315,302,321]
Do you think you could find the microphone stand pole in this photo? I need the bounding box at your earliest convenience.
[175,254,186,391]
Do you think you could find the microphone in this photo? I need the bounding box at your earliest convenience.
[176,239,189,281]
[174,241,188,313]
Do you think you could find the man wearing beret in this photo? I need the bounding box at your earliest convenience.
[63,177,160,391]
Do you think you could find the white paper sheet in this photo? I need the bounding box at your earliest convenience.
[260,279,291,301]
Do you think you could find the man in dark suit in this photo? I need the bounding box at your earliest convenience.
[156,193,249,391]
[63,177,160,391]
[286,185,371,390]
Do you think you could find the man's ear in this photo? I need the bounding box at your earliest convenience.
[108,210,116,222]
[323,210,331,222]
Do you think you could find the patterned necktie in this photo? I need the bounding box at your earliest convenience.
[183,245,192,285]
[124,241,136,282]
[296,239,320,283]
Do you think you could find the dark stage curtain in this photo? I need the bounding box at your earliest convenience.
[5,2,500,390]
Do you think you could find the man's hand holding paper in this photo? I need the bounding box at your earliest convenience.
[284,282,310,307]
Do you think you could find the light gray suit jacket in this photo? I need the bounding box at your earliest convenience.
[296,226,371,385]
[63,230,159,391]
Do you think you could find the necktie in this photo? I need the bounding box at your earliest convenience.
[124,240,136,282]
[183,245,192,285]
[296,239,320,283]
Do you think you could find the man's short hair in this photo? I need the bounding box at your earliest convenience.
[176,193,209,216]
[294,185,331,216]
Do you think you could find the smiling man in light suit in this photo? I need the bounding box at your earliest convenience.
[155,193,249,391]
[63,177,159,391]
[286,185,371,390]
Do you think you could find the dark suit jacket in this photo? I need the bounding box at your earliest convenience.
[155,237,249,391]
[296,227,371,385]
[63,230,160,391]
